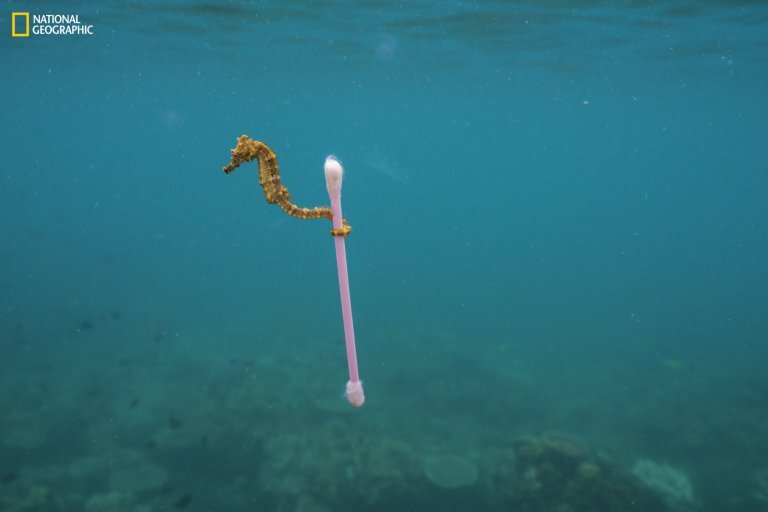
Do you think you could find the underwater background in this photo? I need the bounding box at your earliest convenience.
[1,1,767,511]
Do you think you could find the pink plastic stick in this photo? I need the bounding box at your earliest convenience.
[325,156,365,407]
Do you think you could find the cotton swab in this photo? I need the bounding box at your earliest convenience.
[324,156,364,407]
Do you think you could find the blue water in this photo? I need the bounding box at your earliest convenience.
[2,2,767,511]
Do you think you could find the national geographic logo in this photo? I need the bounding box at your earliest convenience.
[12,12,94,37]
[11,12,29,36]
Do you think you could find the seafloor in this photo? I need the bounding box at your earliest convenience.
[2,310,766,512]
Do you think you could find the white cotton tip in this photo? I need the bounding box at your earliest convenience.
[325,155,344,197]
[345,380,365,408]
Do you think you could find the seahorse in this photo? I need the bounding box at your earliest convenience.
[222,135,351,236]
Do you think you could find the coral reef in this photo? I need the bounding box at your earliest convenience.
[422,454,479,490]
[497,433,669,512]
[631,459,695,509]
[0,481,63,512]
[258,419,417,511]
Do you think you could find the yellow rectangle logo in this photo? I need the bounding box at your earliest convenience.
[12,12,30,37]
